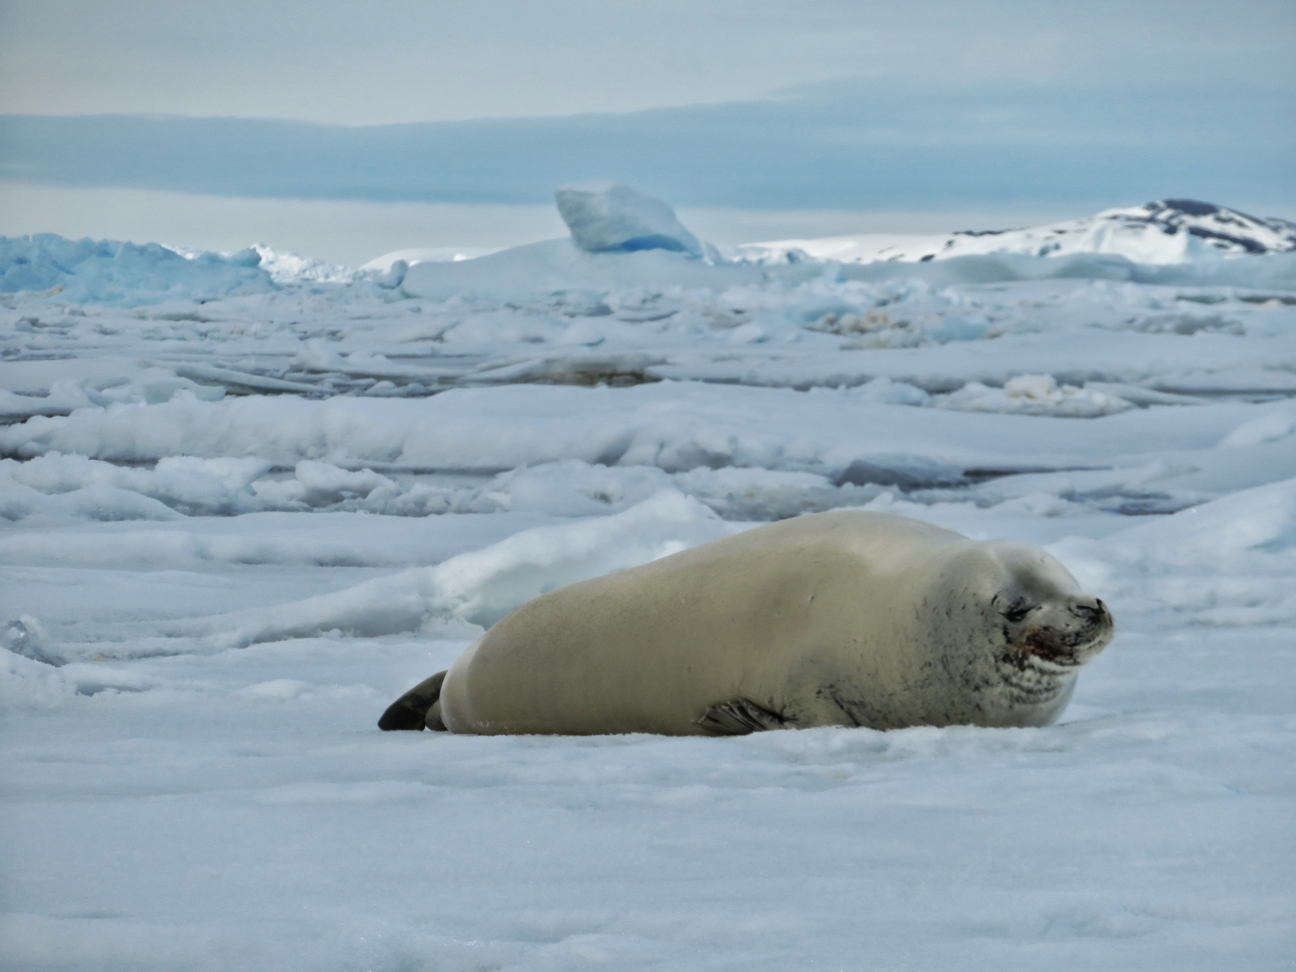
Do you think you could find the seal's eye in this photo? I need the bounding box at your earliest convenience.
[1000,603,1034,624]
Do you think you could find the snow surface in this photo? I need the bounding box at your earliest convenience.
[360,247,500,274]
[2,196,1296,970]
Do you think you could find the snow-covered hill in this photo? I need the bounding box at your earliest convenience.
[732,200,1296,266]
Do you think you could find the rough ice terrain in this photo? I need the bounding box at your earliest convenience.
[2,193,1295,971]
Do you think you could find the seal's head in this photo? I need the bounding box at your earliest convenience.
[929,540,1114,717]
[980,542,1113,692]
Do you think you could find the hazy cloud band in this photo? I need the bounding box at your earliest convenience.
[2,81,1292,211]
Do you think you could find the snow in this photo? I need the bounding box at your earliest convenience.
[732,199,1296,266]
[2,190,1295,970]
[247,245,360,285]
[360,247,500,273]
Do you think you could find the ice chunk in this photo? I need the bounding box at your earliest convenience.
[0,617,64,666]
[247,244,357,283]
[555,183,703,258]
[848,377,931,406]
[276,460,399,506]
[929,375,1133,417]
[291,339,347,373]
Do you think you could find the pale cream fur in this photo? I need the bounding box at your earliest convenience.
[436,510,1112,736]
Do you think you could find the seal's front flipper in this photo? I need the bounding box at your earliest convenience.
[697,698,787,736]
[378,671,448,731]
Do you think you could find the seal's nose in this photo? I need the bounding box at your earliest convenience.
[1070,598,1112,634]
[1071,596,1099,616]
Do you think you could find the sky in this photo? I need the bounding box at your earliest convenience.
[0,0,1293,263]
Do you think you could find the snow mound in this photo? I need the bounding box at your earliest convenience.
[734,200,1296,266]
[1219,409,1296,449]
[360,247,498,273]
[555,183,703,258]
[39,491,732,658]
[400,237,764,301]
[1040,476,1296,626]
[1112,476,1296,567]
[0,234,276,305]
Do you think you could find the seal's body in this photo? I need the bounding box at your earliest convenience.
[380,511,1112,736]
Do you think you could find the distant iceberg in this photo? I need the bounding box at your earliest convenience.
[0,233,275,306]
[555,182,703,258]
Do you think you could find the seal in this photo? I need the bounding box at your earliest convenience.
[379,511,1113,736]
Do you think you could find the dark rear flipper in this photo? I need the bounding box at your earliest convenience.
[378,671,448,731]
[696,698,788,736]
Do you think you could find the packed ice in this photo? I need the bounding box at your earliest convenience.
[2,191,1294,971]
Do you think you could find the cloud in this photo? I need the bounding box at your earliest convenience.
[1,76,1292,212]
[1,1,1292,124]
